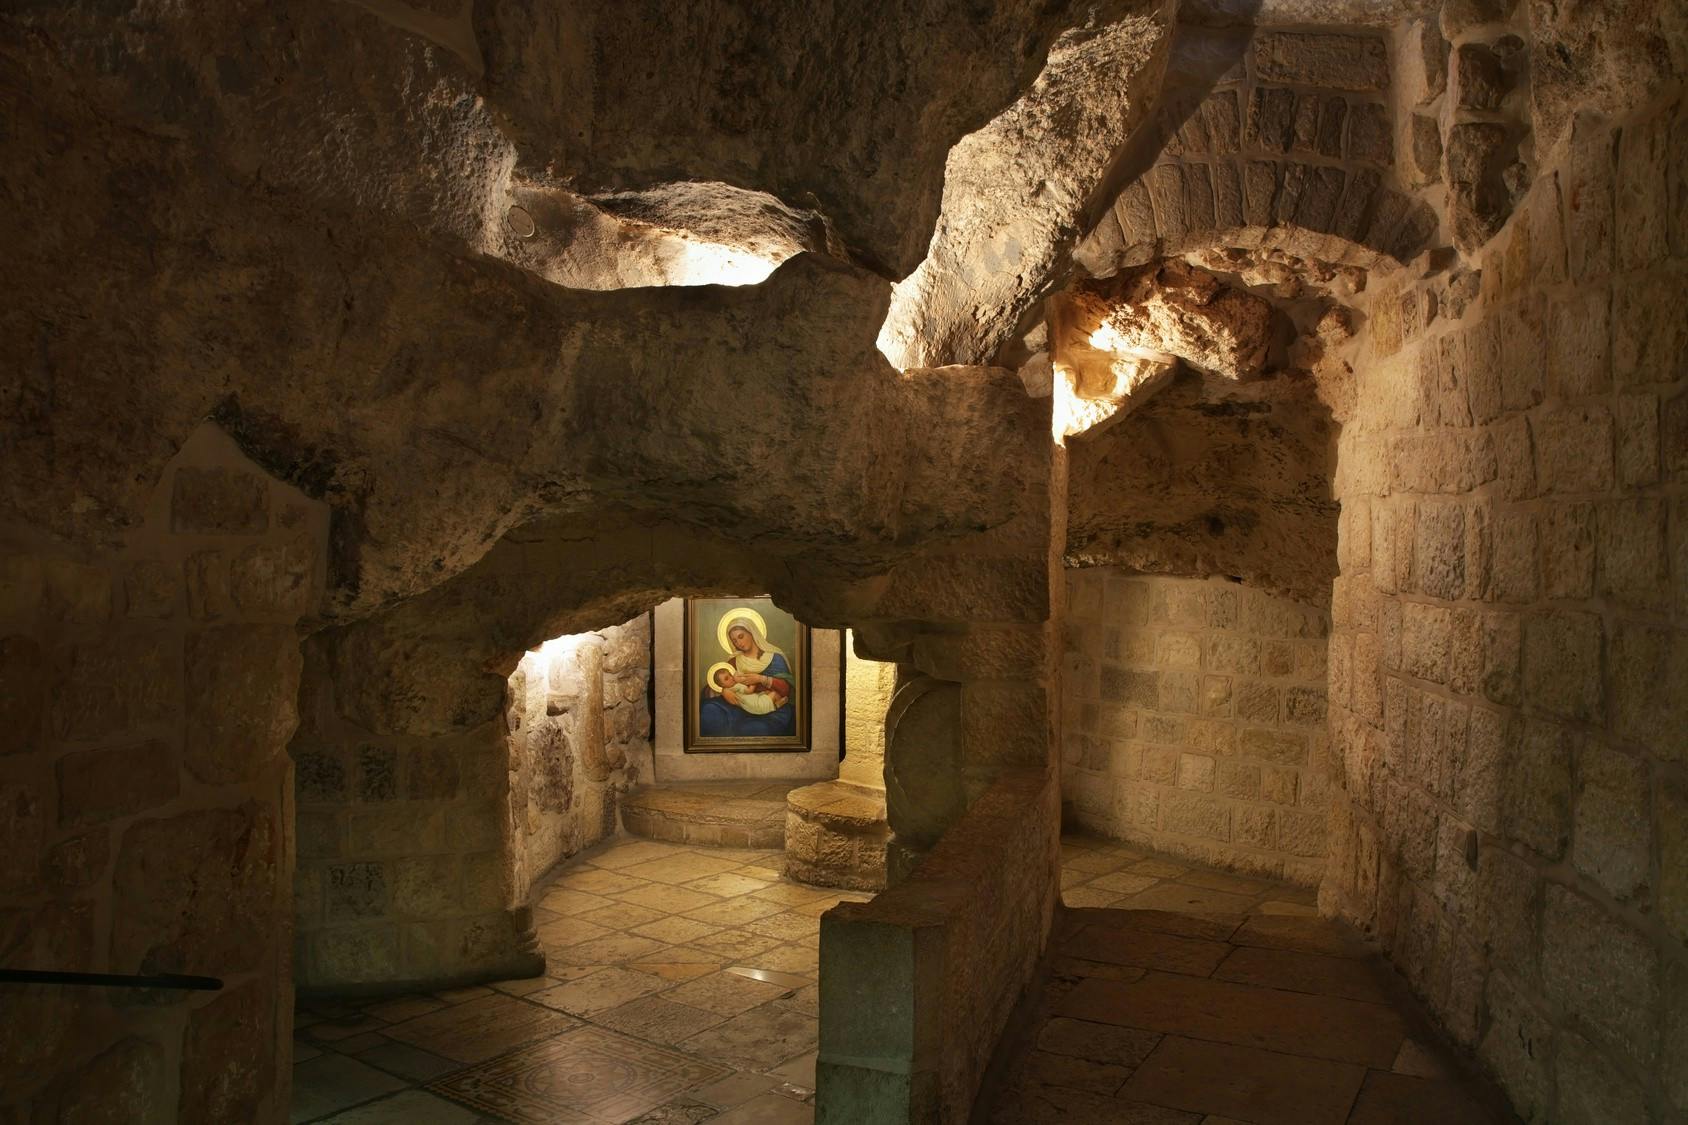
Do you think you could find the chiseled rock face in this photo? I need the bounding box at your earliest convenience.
[1065,368,1338,606]
[878,0,1175,369]
[475,0,1128,278]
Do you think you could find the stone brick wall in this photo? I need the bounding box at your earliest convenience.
[0,424,327,1122]
[506,619,651,890]
[1075,25,1438,276]
[1062,571,1332,885]
[291,617,651,995]
[1321,98,1688,1123]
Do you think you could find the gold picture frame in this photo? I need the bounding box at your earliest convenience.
[683,596,812,753]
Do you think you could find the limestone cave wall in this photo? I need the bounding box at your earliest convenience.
[1321,98,1688,1122]
[1063,571,1332,884]
[505,619,652,894]
[0,426,327,1121]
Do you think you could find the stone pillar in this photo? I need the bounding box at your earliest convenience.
[0,423,328,1123]
[784,633,896,890]
[840,632,895,790]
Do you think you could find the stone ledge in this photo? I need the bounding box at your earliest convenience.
[818,768,1060,1123]
[620,780,798,849]
[785,780,890,892]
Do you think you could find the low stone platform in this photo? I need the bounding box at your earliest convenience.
[783,781,890,892]
[619,779,798,848]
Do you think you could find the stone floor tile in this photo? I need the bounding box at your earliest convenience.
[1051,956,1150,982]
[1036,1017,1162,1070]
[486,974,566,997]
[628,959,726,984]
[678,1003,819,1072]
[293,1040,323,1063]
[1065,848,1132,874]
[726,966,813,990]
[772,983,818,1017]
[769,1049,817,1088]
[752,943,820,974]
[1390,1037,1456,1080]
[741,911,820,942]
[1130,859,1191,878]
[332,1031,392,1054]
[1069,907,1245,943]
[990,1083,1201,1125]
[529,966,672,1017]
[1055,972,1406,1067]
[1211,944,1392,1004]
[383,994,579,1064]
[634,915,725,945]
[1117,1035,1366,1125]
[289,1053,410,1123]
[427,1026,731,1124]
[428,985,495,1004]
[1178,869,1277,896]
[360,994,449,1023]
[1087,870,1162,895]
[710,1091,816,1124]
[687,872,778,898]
[577,899,668,931]
[1064,887,1130,908]
[1119,882,1261,915]
[618,884,721,914]
[623,853,746,884]
[750,883,840,906]
[694,1069,781,1108]
[317,1087,481,1124]
[303,1014,387,1043]
[684,895,785,927]
[357,1040,466,1083]
[536,888,615,916]
[1257,899,1320,916]
[551,932,672,967]
[1231,915,1372,958]
[1346,1069,1501,1124]
[588,840,687,869]
[687,928,785,960]
[555,866,653,896]
[735,863,788,881]
[535,916,615,949]
[1065,924,1233,977]
[626,1097,720,1124]
[1019,1048,1133,1095]
[665,970,791,1015]
[1061,868,1096,890]
[597,995,734,1045]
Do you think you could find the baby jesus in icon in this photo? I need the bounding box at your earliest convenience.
[707,662,789,716]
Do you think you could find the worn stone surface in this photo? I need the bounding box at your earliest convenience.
[111,804,279,974]
[1066,368,1338,606]
[879,0,1174,369]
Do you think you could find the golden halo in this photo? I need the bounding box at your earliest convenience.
[717,607,769,654]
[704,661,736,691]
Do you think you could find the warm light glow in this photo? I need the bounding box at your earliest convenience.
[664,239,788,287]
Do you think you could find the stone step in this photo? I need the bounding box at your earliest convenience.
[620,780,800,849]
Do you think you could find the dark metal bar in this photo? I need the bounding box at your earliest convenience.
[0,969,223,991]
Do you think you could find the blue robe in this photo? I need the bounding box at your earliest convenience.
[699,652,796,737]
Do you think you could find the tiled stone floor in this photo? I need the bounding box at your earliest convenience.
[294,832,1513,1124]
[292,836,859,1124]
[985,835,1517,1125]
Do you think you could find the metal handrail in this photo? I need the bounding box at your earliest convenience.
[0,970,222,990]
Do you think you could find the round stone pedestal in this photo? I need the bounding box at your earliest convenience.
[783,781,890,891]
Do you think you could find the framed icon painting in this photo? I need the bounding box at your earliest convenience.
[683,596,811,752]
